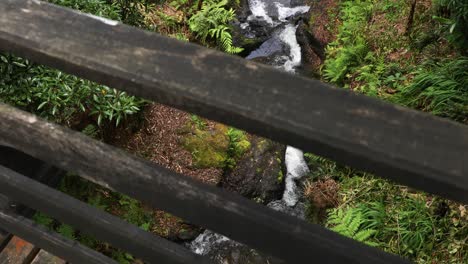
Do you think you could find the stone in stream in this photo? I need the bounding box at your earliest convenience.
[221,137,285,205]
[189,230,284,264]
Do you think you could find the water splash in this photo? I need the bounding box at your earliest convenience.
[283,146,309,206]
[189,230,232,255]
[276,3,310,22]
[278,24,302,73]
[248,0,274,25]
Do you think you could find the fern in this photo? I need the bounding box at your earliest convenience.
[327,207,378,246]
[188,0,243,54]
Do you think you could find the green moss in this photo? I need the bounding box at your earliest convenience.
[277,170,284,183]
[183,124,230,168]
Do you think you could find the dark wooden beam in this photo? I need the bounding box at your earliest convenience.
[0,104,409,264]
[0,165,210,264]
[0,211,116,264]
[0,0,466,203]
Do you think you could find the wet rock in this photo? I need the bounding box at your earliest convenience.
[177,228,202,241]
[208,243,284,264]
[189,230,284,264]
[295,19,325,73]
[267,200,307,220]
[221,137,285,204]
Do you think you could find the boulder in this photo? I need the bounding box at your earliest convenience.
[221,137,285,204]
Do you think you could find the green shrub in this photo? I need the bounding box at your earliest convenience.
[188,0,243,54]
[396,57,468,123]
[0,54,144,126]
[47,0,121,20]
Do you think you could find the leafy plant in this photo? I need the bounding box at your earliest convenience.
[47,0,121,20]
[323,0,374,87]
[188,0,243,53]
[327,206,378,246]
[0,54,145,126]
[225,127,250,169]
[396,57,468,123]
[433,0,468,53]
[57,224,77,240]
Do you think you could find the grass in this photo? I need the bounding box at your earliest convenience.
[303,154,468,263]
[317,1,467,262]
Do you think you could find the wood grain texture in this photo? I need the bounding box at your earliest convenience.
[0,104,409,264]
[0,165,210,264]
[0,236,37,264]
[30,250,65,264]
[0,210,116,264]
[0,0,466,203]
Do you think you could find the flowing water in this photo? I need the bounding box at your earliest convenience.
[189,0,311,259]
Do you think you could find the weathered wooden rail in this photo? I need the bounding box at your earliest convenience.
[0,0,466,263]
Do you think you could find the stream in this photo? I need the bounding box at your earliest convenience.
[188,1,311,262]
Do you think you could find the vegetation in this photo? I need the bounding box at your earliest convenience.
[183,118,250,169]
[0,54,144,126]
[188,0,243,53]
[396,57,468,123]
[311,1,468,262]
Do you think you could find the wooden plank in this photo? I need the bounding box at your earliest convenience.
[0,165,210,264]
[0,0,466,203]
[0,210,116,264]
[31,250,65,264]
[0,236,37,264]
[0,104,409,264]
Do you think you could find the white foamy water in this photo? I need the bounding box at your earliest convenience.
[276,3,310,22]
[248,0,274,25]
[278,24,302,73]
[282,146,309,206]
[189,230,232,255]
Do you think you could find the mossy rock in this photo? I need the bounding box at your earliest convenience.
[183,124,230,168]
[221,137,286,204]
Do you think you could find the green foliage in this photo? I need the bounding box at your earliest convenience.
[0,54,144,126]
[57,224,77,240]
[188,0,243,53]
[225,127,250,169]
[322,0,376,90]
[433,0,468,53]
[82,124,100,138]
[327,206,378,246]
[32,212,55,229]
[47,0,121,20]
[396,57,468,123]
[190,114,207,130]
[118,194,153,228]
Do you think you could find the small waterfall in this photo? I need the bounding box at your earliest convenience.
[282,146,309,206]
[189,0,311,259]
[278,24,302,73]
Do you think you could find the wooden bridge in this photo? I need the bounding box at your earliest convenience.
[0,0,467,263]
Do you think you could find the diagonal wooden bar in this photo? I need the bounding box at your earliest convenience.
[0,210,117,264]
[0,165,211,264]
[0,0,466,203]
[0,103,409,264]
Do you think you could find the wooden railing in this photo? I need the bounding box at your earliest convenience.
[0,0,466,263]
